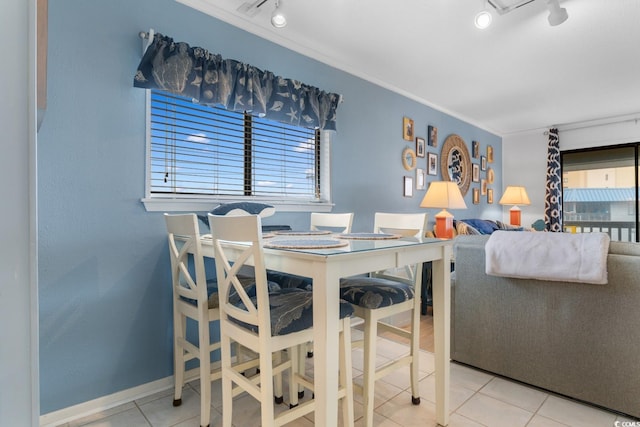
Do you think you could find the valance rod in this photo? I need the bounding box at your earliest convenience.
[138,29,154,54]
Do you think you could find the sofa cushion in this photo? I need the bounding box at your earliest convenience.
[609,241,640,256]
[455,221,481,235]
[458,219,500,235]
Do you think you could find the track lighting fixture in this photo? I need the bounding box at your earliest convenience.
[546,0,568,26]
[475,10,492,29]
[475,1,492,29]
[271,0,287,28]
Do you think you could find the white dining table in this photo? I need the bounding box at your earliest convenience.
[199,234,453,426]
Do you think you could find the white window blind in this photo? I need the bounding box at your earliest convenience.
[148,91,322,201]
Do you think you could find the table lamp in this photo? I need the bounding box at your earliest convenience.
[499,186,530,226]
[420,181,467,239]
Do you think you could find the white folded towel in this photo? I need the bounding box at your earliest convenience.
[485,231,610,285]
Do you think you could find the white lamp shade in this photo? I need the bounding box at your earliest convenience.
[420,181,468,210]
[499,186,531,206]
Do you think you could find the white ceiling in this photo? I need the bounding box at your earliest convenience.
[177,0,640,136]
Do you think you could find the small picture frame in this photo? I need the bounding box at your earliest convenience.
[472,141,480,158]
[481,179,487,195]
[473,188,480,205]
[427,152,438,176]
[487,145,494,163]
[415,137,425,157]
[403,117,414,141]
[487,167,495,184]
[481,156,487,171]
[404,176,414,197]
[416,168,425,190]
[487,188,494,204]
[428,125,438,147]
[472,163,480,182]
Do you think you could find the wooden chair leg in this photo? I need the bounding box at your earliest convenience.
[289,346,300,408]
[298,344,306,399]
[274,351,284,404]
[362,310,377,427]
[220,333,233,427]
[173,312,186,406]
[259,350,276,427]
[340,319,355,427]
[198,312,212,427]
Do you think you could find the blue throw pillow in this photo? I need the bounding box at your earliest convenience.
[459,219,500,235]
[496,220,525,232]
[454,221,480,235]
[198,202,275,226]
[211,202,275,217]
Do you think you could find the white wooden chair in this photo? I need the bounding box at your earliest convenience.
[296,212,355,359]
[339,212,428,427]
[209,213,355,427]
[165,213,276,427]
[165,213,225,427]
[310,212,354,233]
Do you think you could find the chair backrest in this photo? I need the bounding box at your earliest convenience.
[373,212,428,281]
[310,212,354,233]
[164,213,209,306]
[374,212,428,238]
[208,214,270,335]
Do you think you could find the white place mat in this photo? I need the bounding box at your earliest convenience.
[338,232,402,240]
[273,230,332,236]
[264,239,349,249]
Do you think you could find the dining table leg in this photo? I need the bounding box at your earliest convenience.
[432,245,452,426]
[311,262,341,427]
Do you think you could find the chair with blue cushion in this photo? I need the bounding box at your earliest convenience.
[339,212,427,427]
[165,213,279,427]
[310,212,354,233]
[266,212,354,292]
[165,213,229,427]
[209,213,355,427]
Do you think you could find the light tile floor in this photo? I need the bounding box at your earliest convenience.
[59,334,635,427]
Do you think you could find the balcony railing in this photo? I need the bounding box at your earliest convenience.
[563,220,637,242]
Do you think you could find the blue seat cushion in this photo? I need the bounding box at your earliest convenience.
[179,278,221,309]
[180,276,280,309]
[232,288,354,336]
[266,270,313,290]
[339,277,414,309]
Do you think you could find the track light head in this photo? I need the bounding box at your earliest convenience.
[475,10,492,29]
[546,0,568,26]
[271,0,287,28]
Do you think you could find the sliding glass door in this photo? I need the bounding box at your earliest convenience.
[562,144,639,242]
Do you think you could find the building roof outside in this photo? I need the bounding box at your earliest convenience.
[564,188,635,202]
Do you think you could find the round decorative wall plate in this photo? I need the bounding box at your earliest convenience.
[402,147,417,171]
[440,134,472,196]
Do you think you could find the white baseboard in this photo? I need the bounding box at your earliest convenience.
[39,367,206,427]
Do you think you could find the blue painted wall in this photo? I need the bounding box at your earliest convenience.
[38,0,501,414]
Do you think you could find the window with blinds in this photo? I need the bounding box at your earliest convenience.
[148,91,322,202]
[561,143,639,242]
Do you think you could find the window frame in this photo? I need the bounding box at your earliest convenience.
[561,142,640,242]
[141,90,334,213]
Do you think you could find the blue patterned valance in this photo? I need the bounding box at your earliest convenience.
[133,33,341,131]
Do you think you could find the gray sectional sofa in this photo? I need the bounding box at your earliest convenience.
[451,234,640,419]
